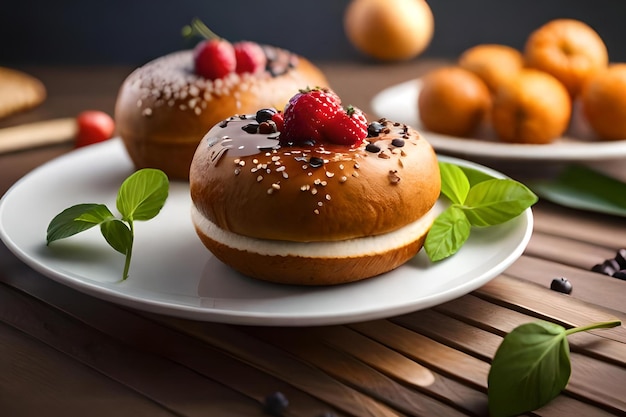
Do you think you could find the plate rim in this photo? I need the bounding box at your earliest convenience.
[0,139,533,326]
[371,78,626,161]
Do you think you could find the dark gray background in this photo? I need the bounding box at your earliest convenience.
[1,1,624,66]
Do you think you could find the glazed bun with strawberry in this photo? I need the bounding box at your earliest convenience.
[115,20,328,180]
[189,87,441,285]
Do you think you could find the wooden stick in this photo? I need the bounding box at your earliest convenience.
[0,118,76,154]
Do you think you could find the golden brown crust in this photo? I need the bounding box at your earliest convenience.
[190,203,437,285]
[190,117,440,242]
[114,48,329,180]
[195,226,428,285]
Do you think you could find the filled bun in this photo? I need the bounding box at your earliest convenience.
[189,105,441,285]
[114,45,328,180]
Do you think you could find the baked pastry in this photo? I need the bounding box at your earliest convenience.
[0,67,46,119]
[114,43,328,180]
[189,88,440,285]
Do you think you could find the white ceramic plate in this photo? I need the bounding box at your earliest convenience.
[371,79,626,161]
[0,139,533,326]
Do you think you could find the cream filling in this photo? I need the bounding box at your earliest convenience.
[191,202,442,259]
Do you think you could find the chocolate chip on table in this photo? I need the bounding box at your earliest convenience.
[263,391,289,416]
[550,277,573,294]
[612,270,626,280]
[615,248,626,269]
[591,248,626,279]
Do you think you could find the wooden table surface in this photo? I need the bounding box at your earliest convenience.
[1,60,625,417]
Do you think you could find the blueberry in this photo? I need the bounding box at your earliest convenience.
[263,391,288,416]
[550,277,572,294]
[391,138,405,147]
[365,143,381,153]
[367,121,384,137]
[256,108,277,123]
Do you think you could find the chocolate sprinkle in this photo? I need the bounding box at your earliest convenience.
[365,143,381,153]
[391,138,405,147]
[309,157,324,168]
[242,123,259,134]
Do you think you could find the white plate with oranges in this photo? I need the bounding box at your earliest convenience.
[371,78,626,161]
[372,19,626,161]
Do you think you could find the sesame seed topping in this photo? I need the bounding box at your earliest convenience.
[282,172,289,179]
[301,185,310,191]
[272,183,281,190]
[234,168,241,175]
[325,194,331,200]
[325,172,335,178]
[318,201,323,207]
[314,209,320,215]
[276,165,286,172]
[233,158,241,165]
[311,188,318,195]
[340,176,348,183]
[257,175,263,182]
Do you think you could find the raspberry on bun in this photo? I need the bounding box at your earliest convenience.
[115,38,328,180]
[189,88,441,285]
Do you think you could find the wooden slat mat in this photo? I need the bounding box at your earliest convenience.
[1,254,624,417]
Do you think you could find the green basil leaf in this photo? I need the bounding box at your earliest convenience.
[439,162,470,204]
[488,321,571,417]
[460,165,496,186]
[530,164,626,217]
[463,179,537,227]
[424,206,471,262]
[100,219,133,255]
[116,168,169,221]
[47,203,114,244]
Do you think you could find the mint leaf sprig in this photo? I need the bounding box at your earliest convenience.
[488,319,621,417]
[425,162,538,262]
[46,168,169,281]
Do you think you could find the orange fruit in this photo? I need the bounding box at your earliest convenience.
[458,44,524,94]
[581,64,626,140]
[524,18,608,97]
[343,0,434,61]
[491,69,572,144]
[418,66,491,137]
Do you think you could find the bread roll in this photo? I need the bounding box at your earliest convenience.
[190,115,441,285]
[115,45,328,179]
